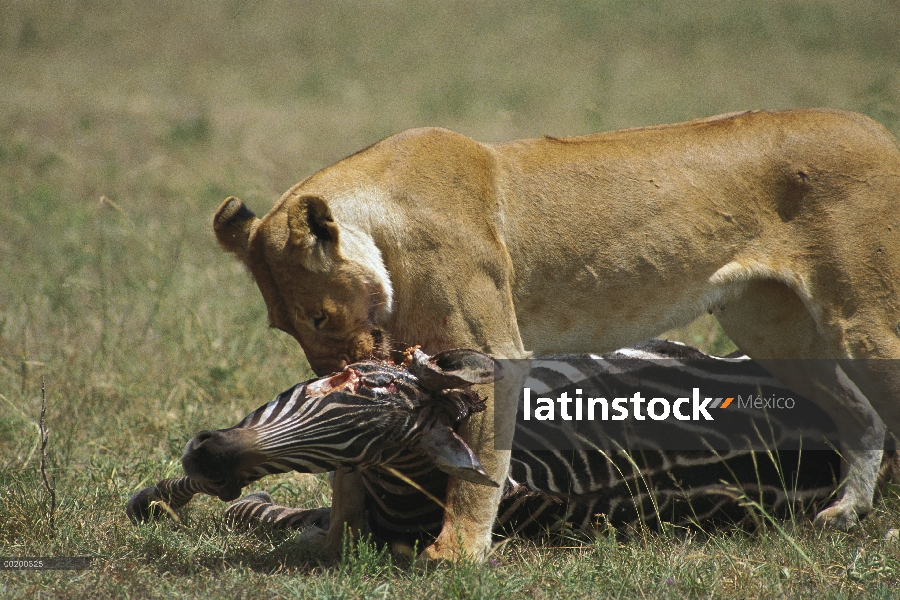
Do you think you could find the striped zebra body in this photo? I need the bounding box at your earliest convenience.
[501,339,846,535]
[352,341,854,542]
[221,450,847,543]
[129,342,894,546]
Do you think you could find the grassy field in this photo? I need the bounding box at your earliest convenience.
[2,0,900,597]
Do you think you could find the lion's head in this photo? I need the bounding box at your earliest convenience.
[214,193,393,376]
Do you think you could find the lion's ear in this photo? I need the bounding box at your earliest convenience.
[214,197,259,261]
[287,195,339,247]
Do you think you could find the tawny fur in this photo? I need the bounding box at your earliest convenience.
[214,109,900,561]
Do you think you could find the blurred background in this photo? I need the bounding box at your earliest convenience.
[1,0,899,511]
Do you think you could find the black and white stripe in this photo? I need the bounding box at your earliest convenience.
[130,341,894,546]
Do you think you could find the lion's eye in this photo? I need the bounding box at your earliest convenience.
[310,311,327,329]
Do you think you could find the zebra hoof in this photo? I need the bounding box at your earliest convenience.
[126,486,164,523]
[291,525,334,559]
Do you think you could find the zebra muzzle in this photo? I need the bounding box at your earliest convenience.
[181,429,260,500]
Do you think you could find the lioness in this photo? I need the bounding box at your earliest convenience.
[214,109,900,562]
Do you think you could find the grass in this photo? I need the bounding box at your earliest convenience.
[2,0,900,596]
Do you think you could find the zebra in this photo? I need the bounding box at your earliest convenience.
[128,347,498,529]
[128,341,897,548]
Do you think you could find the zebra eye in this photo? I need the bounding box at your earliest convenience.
[310,311,327,329]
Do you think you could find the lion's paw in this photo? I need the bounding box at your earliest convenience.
[415,536,488,566]
[814,502,861,531]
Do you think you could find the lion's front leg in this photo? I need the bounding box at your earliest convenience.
[317,470,367,557]
[265,470,365,560]
[413,265,529,563]
[419,405,509,562]
[419,349,528,563]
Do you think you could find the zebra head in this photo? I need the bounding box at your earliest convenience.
[181,348,502,501]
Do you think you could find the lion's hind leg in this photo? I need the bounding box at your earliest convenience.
[713,278,886,530]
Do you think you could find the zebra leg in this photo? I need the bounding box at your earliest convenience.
[127,476,211,523]
[224,491,332,530]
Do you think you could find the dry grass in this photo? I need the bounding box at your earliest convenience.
[2,1,900,597]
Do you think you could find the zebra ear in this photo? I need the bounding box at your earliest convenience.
[408,348,504,390]
[419,425,499,488]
